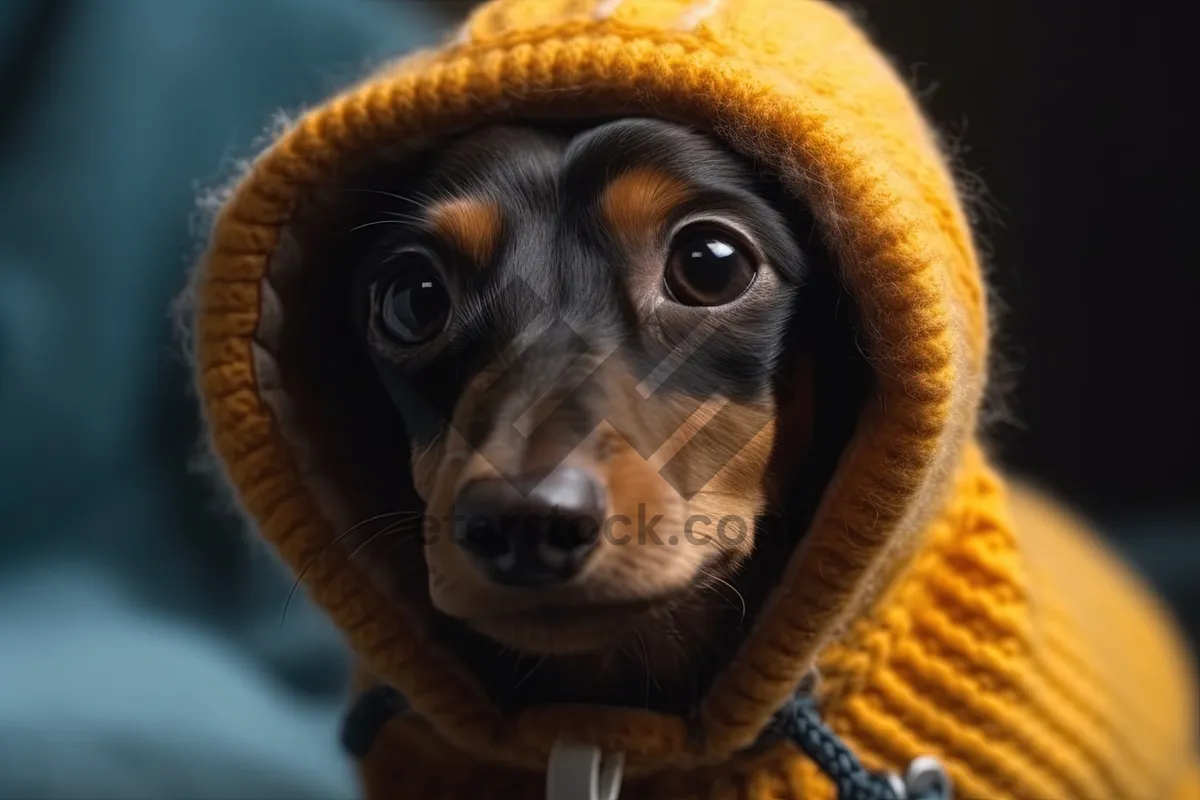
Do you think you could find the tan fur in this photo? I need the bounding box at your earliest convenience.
[601,167,691,248]
[428,197,503,266]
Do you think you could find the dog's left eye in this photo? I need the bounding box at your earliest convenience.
[375,249,451,344]
[663,224,757,306]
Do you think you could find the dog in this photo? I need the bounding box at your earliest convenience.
[343,118,867,715]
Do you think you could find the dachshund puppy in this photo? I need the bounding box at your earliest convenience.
[349,119,857,712]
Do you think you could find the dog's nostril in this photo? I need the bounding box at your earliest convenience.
[460,515,509,560]
[543,507,603,554]
[453,467,606,587]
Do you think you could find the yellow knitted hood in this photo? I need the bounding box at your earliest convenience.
[190,0,1198,797]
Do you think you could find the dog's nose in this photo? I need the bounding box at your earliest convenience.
[453,467,606,587]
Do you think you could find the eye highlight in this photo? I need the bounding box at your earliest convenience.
[663,223,758,307]
[374,248,452,344]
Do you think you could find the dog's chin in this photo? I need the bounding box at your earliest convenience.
[460,599,675,656]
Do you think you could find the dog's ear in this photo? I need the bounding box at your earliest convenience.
[794,266,870,496]
[763,181,872,519]
[263,162,431,594]
[767,352,815,508]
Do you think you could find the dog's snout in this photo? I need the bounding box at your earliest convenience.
[453,467,606,587]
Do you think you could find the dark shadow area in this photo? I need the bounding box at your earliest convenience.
[836,0,1200,647]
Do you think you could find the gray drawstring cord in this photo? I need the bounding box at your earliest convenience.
[340,684,407,759]
[768,692,951,800]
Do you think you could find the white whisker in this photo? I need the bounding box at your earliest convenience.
[699,568,747,624]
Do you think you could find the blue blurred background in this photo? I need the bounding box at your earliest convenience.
[0,2,446,797]
[0,1,1194,797]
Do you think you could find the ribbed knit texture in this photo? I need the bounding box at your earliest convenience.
[190,0,1199,797]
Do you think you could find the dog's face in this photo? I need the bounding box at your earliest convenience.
[352,119,815,658]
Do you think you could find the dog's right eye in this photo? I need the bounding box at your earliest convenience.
[375,249,451,344]
[663,224,758,307]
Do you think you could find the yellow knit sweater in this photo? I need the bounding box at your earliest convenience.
[189,0,1199,797]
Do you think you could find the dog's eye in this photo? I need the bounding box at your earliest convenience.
[376,250,451,344]
[664,225,757,306]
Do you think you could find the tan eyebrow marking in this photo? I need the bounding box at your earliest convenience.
[427,197,503,266]
[601,167,691,247]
